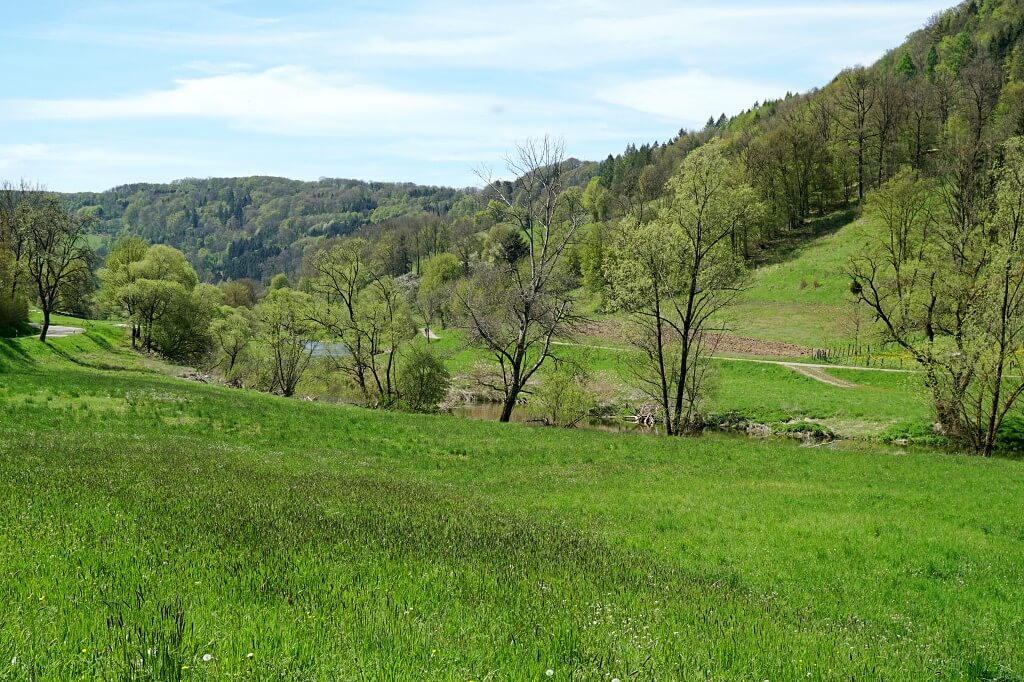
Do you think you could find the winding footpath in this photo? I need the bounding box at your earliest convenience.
[30,324,86,339]
[549,340,916,388]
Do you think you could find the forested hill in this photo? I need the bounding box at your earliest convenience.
[61,177,477,282]
[579,0,1024,269]
[61,0,1024,284]
[62,158,601,283]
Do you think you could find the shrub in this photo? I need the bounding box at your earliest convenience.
[398,345,451,413]
[996,415,1024,454]
[880,420,948,447]
[0,293,28,329]
[528,361,596,428]
[776,421,835,441]
[704,411,751,432]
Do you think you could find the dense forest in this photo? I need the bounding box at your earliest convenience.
[61,161,600,282]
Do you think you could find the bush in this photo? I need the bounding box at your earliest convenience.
[704,411,752,432]
[0,293,28,329]
[528,361,596,428]
[775,421,835,441]
[996,415,1024,454]
[398,345,451,413]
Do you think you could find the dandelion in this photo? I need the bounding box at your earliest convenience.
[546,670,554,677]
[10,656,16,665]
[246,652,255,659]
[202,653,213,662]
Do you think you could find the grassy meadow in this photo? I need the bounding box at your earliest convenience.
[725,211,878,348]
[1,326,1023,679]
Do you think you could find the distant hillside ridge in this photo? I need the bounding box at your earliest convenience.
[61,0,1024,284]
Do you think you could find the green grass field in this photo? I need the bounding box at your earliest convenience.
[1,326,1023,679]
[725,212,879,348]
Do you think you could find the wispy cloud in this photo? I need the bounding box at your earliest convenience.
[13,67,484,136]
[35,1,951,73]
[0,143,187,168]
[0,0,955,190]
[597,70,786,125]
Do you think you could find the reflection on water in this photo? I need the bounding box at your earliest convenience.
[304,341,348,358]
[451,402,653,434]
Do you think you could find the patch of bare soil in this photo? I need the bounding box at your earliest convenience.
[582,322,819,358]
[706,333,817,358]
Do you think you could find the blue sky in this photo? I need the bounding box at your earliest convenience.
[1,0,954,191]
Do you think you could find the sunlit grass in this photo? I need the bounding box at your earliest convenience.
[0,330,1022,678]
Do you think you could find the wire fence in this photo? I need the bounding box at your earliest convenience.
[809,343,911,370]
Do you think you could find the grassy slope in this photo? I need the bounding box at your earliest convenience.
[1,329,1023,679]
[727,212,877,348]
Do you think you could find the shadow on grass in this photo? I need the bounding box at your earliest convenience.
[749,207,860,268]
[46,340,132,372]
[0,322,36,339]
[0,337,35,371]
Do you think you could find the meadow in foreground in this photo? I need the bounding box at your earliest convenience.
[0,330,1022,680]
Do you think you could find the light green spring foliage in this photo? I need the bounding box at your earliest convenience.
[252,287,317,396]
[397,343,451,413]
[98,241,222,363]
[269,273,290,291]
[416,252,461,327]
[602,143,753,431]
[604,143,750,314]
[209,307,255,376]
[528,359,596,427]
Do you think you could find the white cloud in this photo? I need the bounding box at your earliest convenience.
[9,66,635,146]
[13,67,489,136]
[597,70,785,126]
[39,1,953,74]
[0,143,186,169]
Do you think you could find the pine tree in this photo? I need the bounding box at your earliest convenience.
[895,51,917,78]
[925,44,940,75]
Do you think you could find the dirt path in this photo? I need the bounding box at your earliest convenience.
[784,364,858,387]
[31,324,86,338]
[551,340,914,375]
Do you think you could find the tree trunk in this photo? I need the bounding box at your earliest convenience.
[39,308,50,342]
[499,385,520,423]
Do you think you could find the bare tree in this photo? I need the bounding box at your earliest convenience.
[871,72,907,186]
[456,137,587,422]
[960,57,1003,144]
